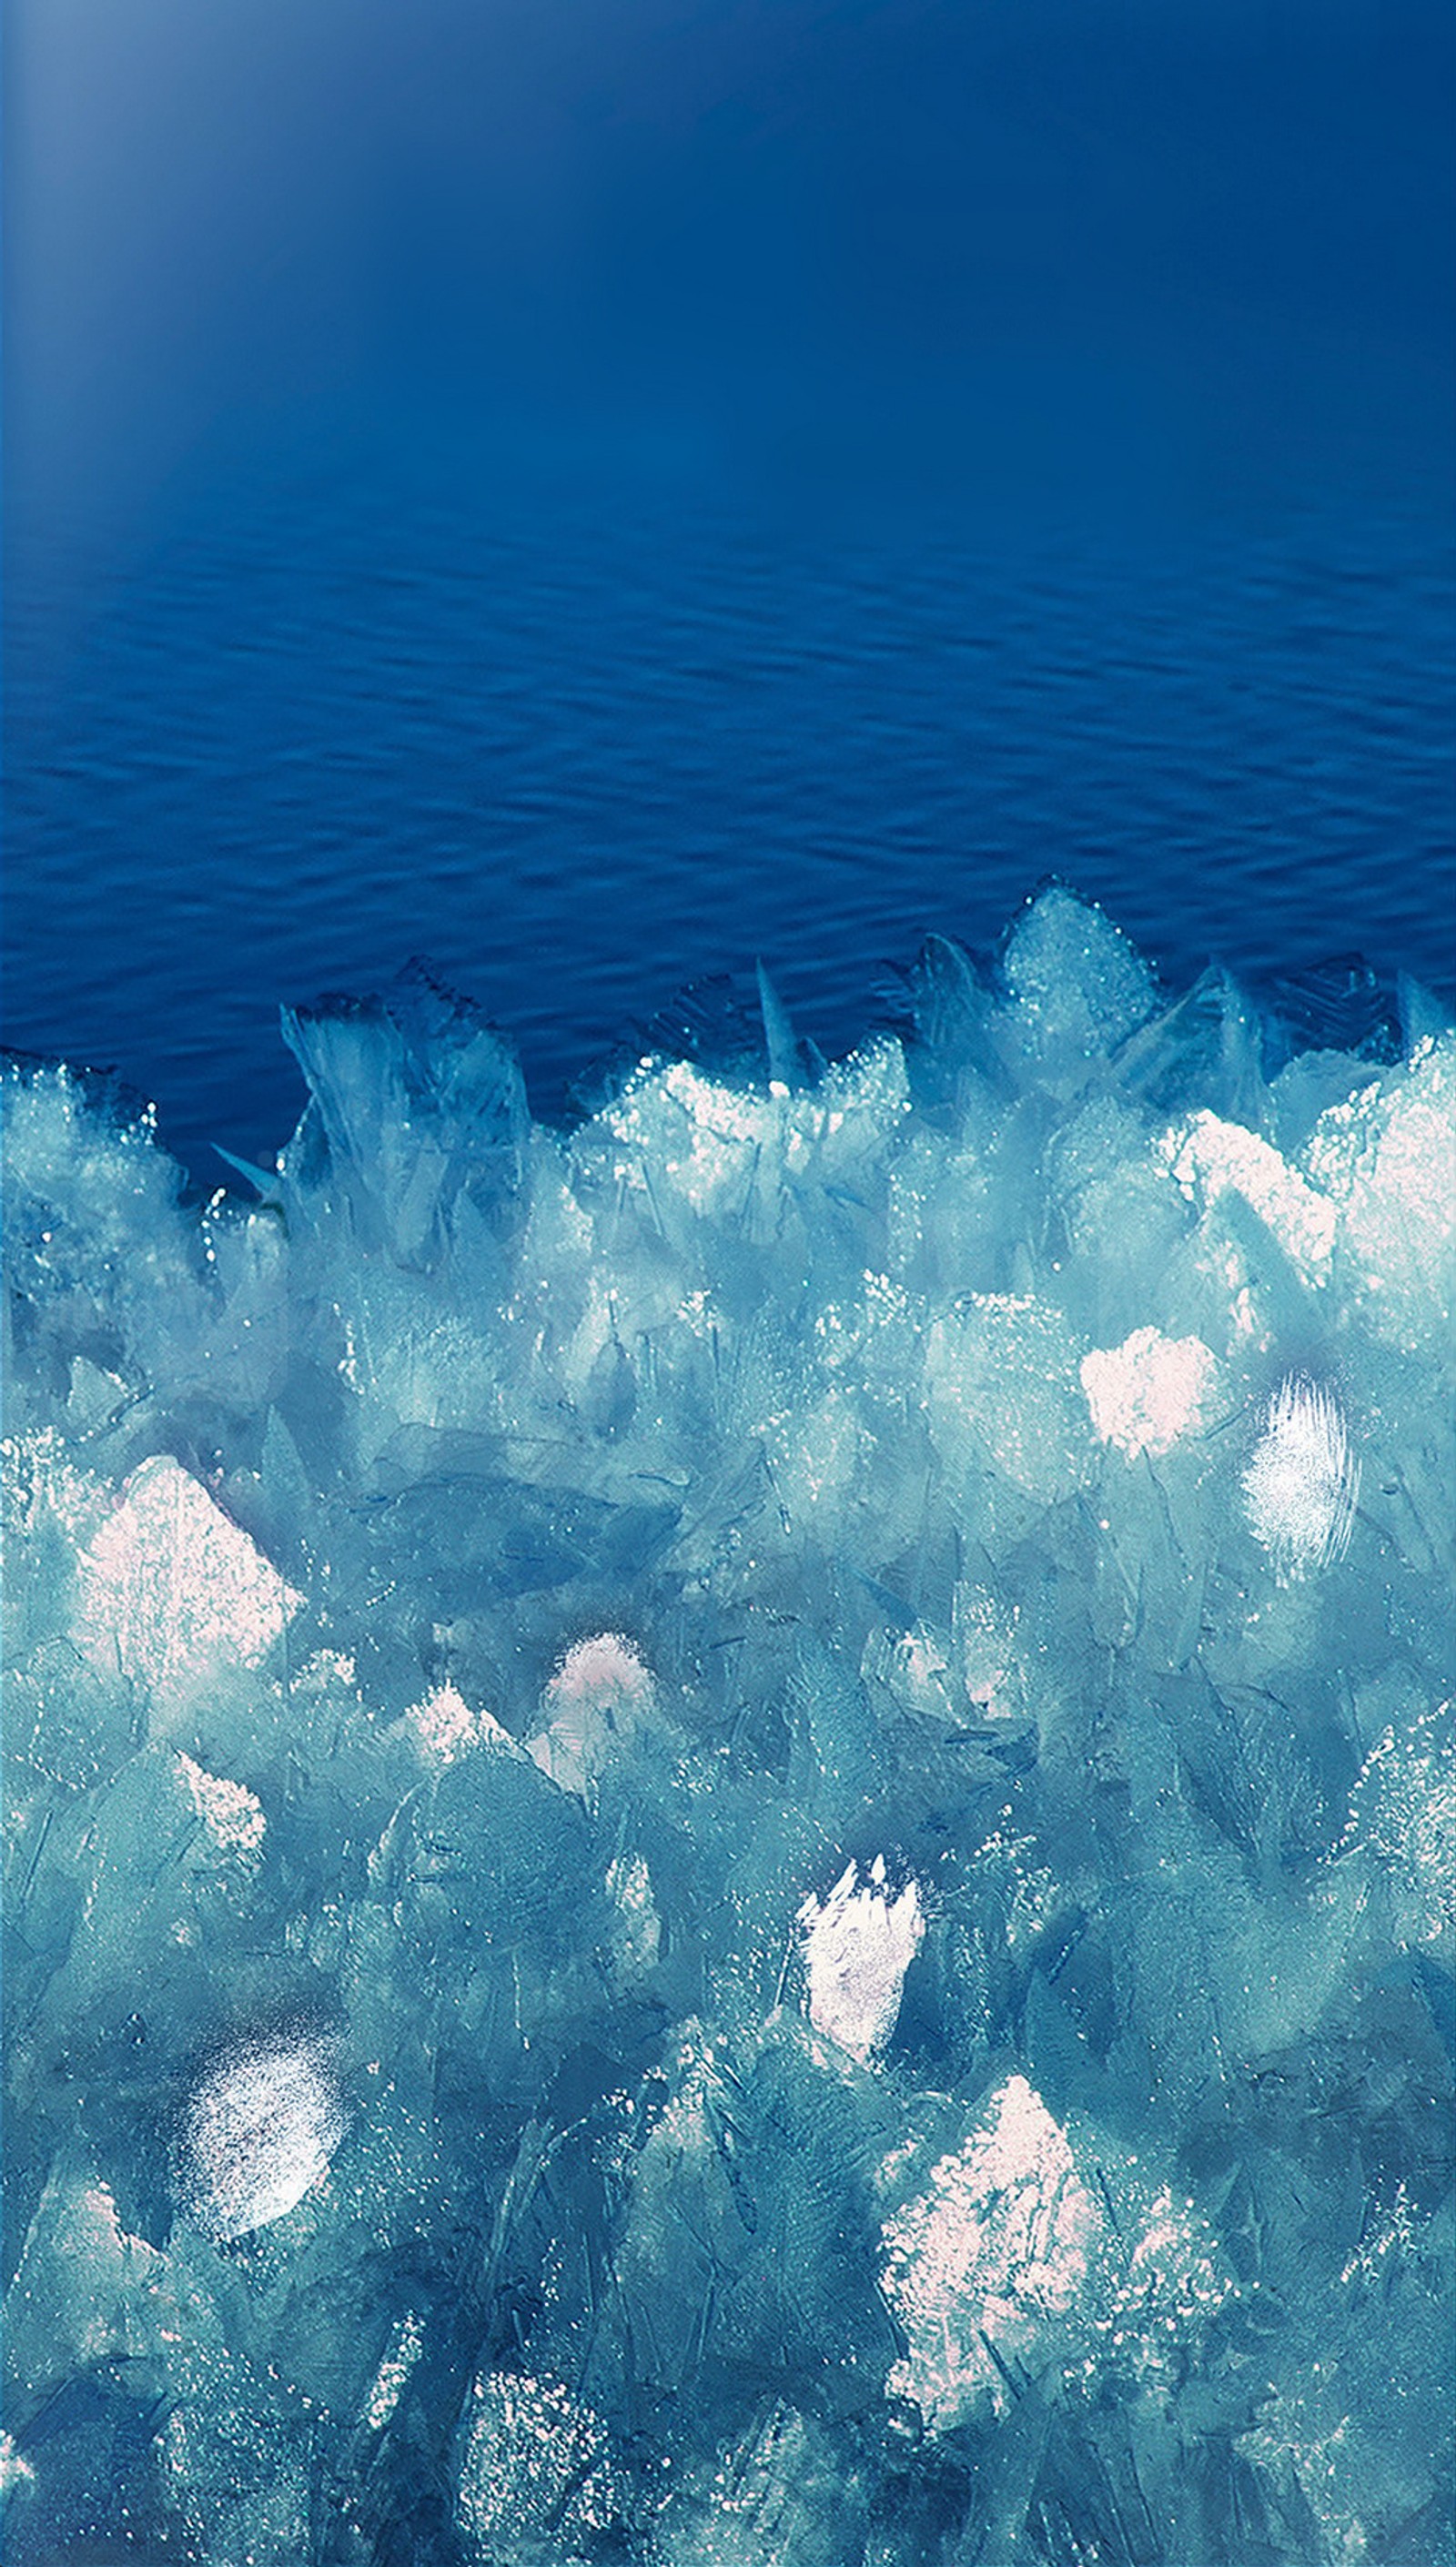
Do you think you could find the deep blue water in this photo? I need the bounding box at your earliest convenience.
[7,457,1453,1186]
[5,0,1454,1186]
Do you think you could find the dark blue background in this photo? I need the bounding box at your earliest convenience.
[5,0,1453,1184]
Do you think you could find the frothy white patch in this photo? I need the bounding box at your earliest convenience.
[177,2034,347,2242]
[364,2310,425,2431]
[798,1857,924,2064]
[1080,1328,1217,1459]
[1242,1374,1360,1579]
[526,1632,654,1799]
[2,1425,106,1549]
[76,1456,299,1714]
[174,1753,266,1859]
[882,2077,1103,2428]
[1163,1112,1338,1282]
[400,1682,514,1766]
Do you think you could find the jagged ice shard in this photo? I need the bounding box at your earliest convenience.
[3,885,1453,2566]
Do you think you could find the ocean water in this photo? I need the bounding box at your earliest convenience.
[5,451,1453,1187]
[5,0,1454,1186]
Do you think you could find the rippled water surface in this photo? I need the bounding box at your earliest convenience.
[7,0,1454,1182]
[7,454,1452,1185]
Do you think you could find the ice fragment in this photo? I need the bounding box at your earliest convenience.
[399,1680,515,1765]
[363,2310,425,2431]
[881,2077,1104,2428]
[457,2371,622,2559]
[525,1630,654,1798]
[1345,1697,1456,1947]
[1164,1108,1339,1281]
[174,1753,266,1859]
[76,1455,299,1718]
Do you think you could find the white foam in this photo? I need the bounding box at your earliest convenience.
[606,1852,662,1976]
[1080,1327,1218,1459]
[798,1858,924,2064]
[177,2034,347,2242]
[1344,1699,1455,1945]
[1241,1374,1359,1579]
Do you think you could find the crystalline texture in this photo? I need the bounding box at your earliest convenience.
[456,2371,623,2561]
[2,887,1451,2567]
[76,1454,300,1721]
[881,2077,1105,2428]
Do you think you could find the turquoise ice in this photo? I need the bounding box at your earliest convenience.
[4,887,1452,2564]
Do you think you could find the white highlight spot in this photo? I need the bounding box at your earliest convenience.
[1080,1328,1217,1460]
[0,2432,35,2497]
[1241,1374,1359,1580]
[526,1632,654,1799]
[177,2034,347,2242]
[881,2076,1103,2428]
[401,1683,514,1766]
[174,1754,266,1860]
[798,1857,924,2064]
[364,2310,425,2431]
[547,1631,654,1713]
[76,1456,299,1714]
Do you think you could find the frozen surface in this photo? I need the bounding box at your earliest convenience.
[3,888,1453,2565]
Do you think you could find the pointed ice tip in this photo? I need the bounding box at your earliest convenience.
[756,959,804,1090]
[1001,879,1158,1067]
[1398,969,1455,1056]
[212,1145,283,1198]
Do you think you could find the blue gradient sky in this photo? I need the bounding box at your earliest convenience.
[9,0,1452,542]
